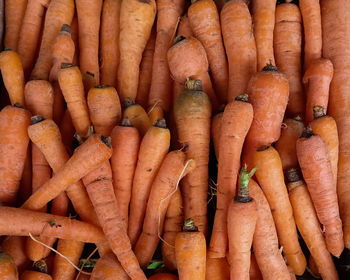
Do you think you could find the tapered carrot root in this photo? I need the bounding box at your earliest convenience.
[221,0,256,102]
[303,58,333,123]
[90,252,130,280]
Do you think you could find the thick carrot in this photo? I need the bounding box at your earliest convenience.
[249,180,290,280]
[100,0,121,89]
[58,63,92,138]
[1,237,30,274]
[147,0,184,112]
[90,252,130,280]
[167,36,219,111]
[87,85,121,136]
[175,219,206,280]
[4,0,27,50]
[287,168,339,280]
[51,239,84,280]
[0,105,31,205]
[322,0,350,248]
[0,251,18,280]
[205,257,229,280]
[161,188,183,271]
[299,0,322,70]
[303,58,333,123]
[136,27,156,109]
[251,0,276,70]
[128,118,170,245]
[310,106,339,185]
[31,0,75,80]
[75,0,102,83]
[20,271,52,280]
[274,3,304,116]
[149,274,178,280]
[0,206,104,242]
[296,128,344,257]
[221,0,256,102]
[110,119,140,229]
[275,117,304,171]
[134,150,195,268]
[209,94,253,258]
[123,98,152,137]
[0,49,25,106]
[118,0,156,101]
[82,161,147,280]
[174,80,211,236]
[253,145,306,275]
[249,253,262,280]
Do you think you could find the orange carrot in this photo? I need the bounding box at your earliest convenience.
[20,267,52,280]
[275,117,304,171]
[19,145,33,204]
[253,145,306,275]
[128,118,170,245]
[4,0,28,50]
[249,253,262,280]
[161,188,183,271]
[0,49,25,106]
[118,0,156,101]
[110,119,140,229]
[134,150,195,268]
[82,72,97,96]
[0,105,31,205]
[149,274,178,280]
[221,0,256,102]
[70,14,79,66]
[249,180,291,280]
[100,0,121,89]
[58,63,92,138]
[148,105,164,125]
[0,2,3,50]
[287,168,339,280]
[274,3,304,116]
[210,108,224,160]
[174,80,211,236]
[308,255,321,279]
[303,58,333,123]
[87,85,121,136]
[209,94,253,258]
[59,110,75,154]
[205,257,229,280]
[31,0,75,80]
[90,252,130,280]
[296,127,344,257]
[0,251,19,280]
[175,219,206,280]
[299,0,322,70]
[1,237,30,274]
[177,15,193,38]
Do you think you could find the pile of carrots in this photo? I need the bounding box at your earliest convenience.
[0,0,349,279]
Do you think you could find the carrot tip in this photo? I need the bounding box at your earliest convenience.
[182,218,198,232]
[285,168,302,183]
[301,127,314,139]
[60,24,71,33]
[31,115,45,124]
[121,118,132,127]
[154,118,167,128]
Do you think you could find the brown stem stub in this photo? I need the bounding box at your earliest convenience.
[185,79,202,91]
[121,118,132,127]
[286,168,302,183]
[294,115,303,122]
[95,85,111,89]
[313,105,326,119]
[124,97,135,108]
[174,35,186,45]
[60,24,71,33]
[61,62,74,69]
[257,145,270,152]
[33,259,48,274]
[13,103,24,109]
[182,218,198,232]
[262,62,278,72]
[101,135,111,148]
[235,94,249,103]
[301,127,314,139]
[154,118,167,129]
[4,47,12,51]
[31,115,45,124]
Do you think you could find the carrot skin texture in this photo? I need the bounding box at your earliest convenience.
[177,15,193,38]
[0,251,19,280]
[205,257,229,280]
[90,252,130,280]
[211,110,223,160]
[249,253,263,280]
[20,271,52,280]
[1,236,30,274]
[149,274,178,280]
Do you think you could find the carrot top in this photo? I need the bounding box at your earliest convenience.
[236,165,257,203]
[262,63,278,72]
[301,127,314,139]
[182,218,198,232]
[313,105,326,119]
[235,94,249,103]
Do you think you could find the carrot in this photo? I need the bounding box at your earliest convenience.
[286,168,339,280]
[249,179,291,280]
[161,188,183,271]
[253,145,306,275]
[59,110,75,154]
[128,118,170,245]
[82,72,97,96]
[58,63,92,139]
[51,239,84,280]
[87,85,121,136]
[0,0,3,50]
[19,145,33,204]
[148,105,164,125]
[75,0,102,83]
[90,252,130,280]
[274,3,304,117]
[299,0,322,70]
[134,150,195,268]
[70,14,79,66]
[175,219,206,280]
[275,117,304,171]
[308,255,321,279]
[20,270,52,280]
[136,27,156,109]
[303,58,333,123]
[296,127,344,257]
[167,36,219,111]
[210,108,224,160]
[82,161,147,280]
[118,0,156,102]
[174,80,211,235]
[251,0,276,70]
[147,0,184,112]
[322,0,350,249]
[310,106,339,185]
[0,251,18,280]
[249,253,262,280]
[1,237,30,274]
[221,0,256,102]
[100,0,121,89]
[31,0,75,80]
[205,257,229,280]
[209,94,253,258]
[149,274,178,280]
[123,98,152,137]
[4,0,27,50]
[0,105,31,205]
[177,15,193,38]
[0,49,25,106]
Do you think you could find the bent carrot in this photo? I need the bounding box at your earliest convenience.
[296,128,344,257]
[0,251,18,280]
[90,252,130,280]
